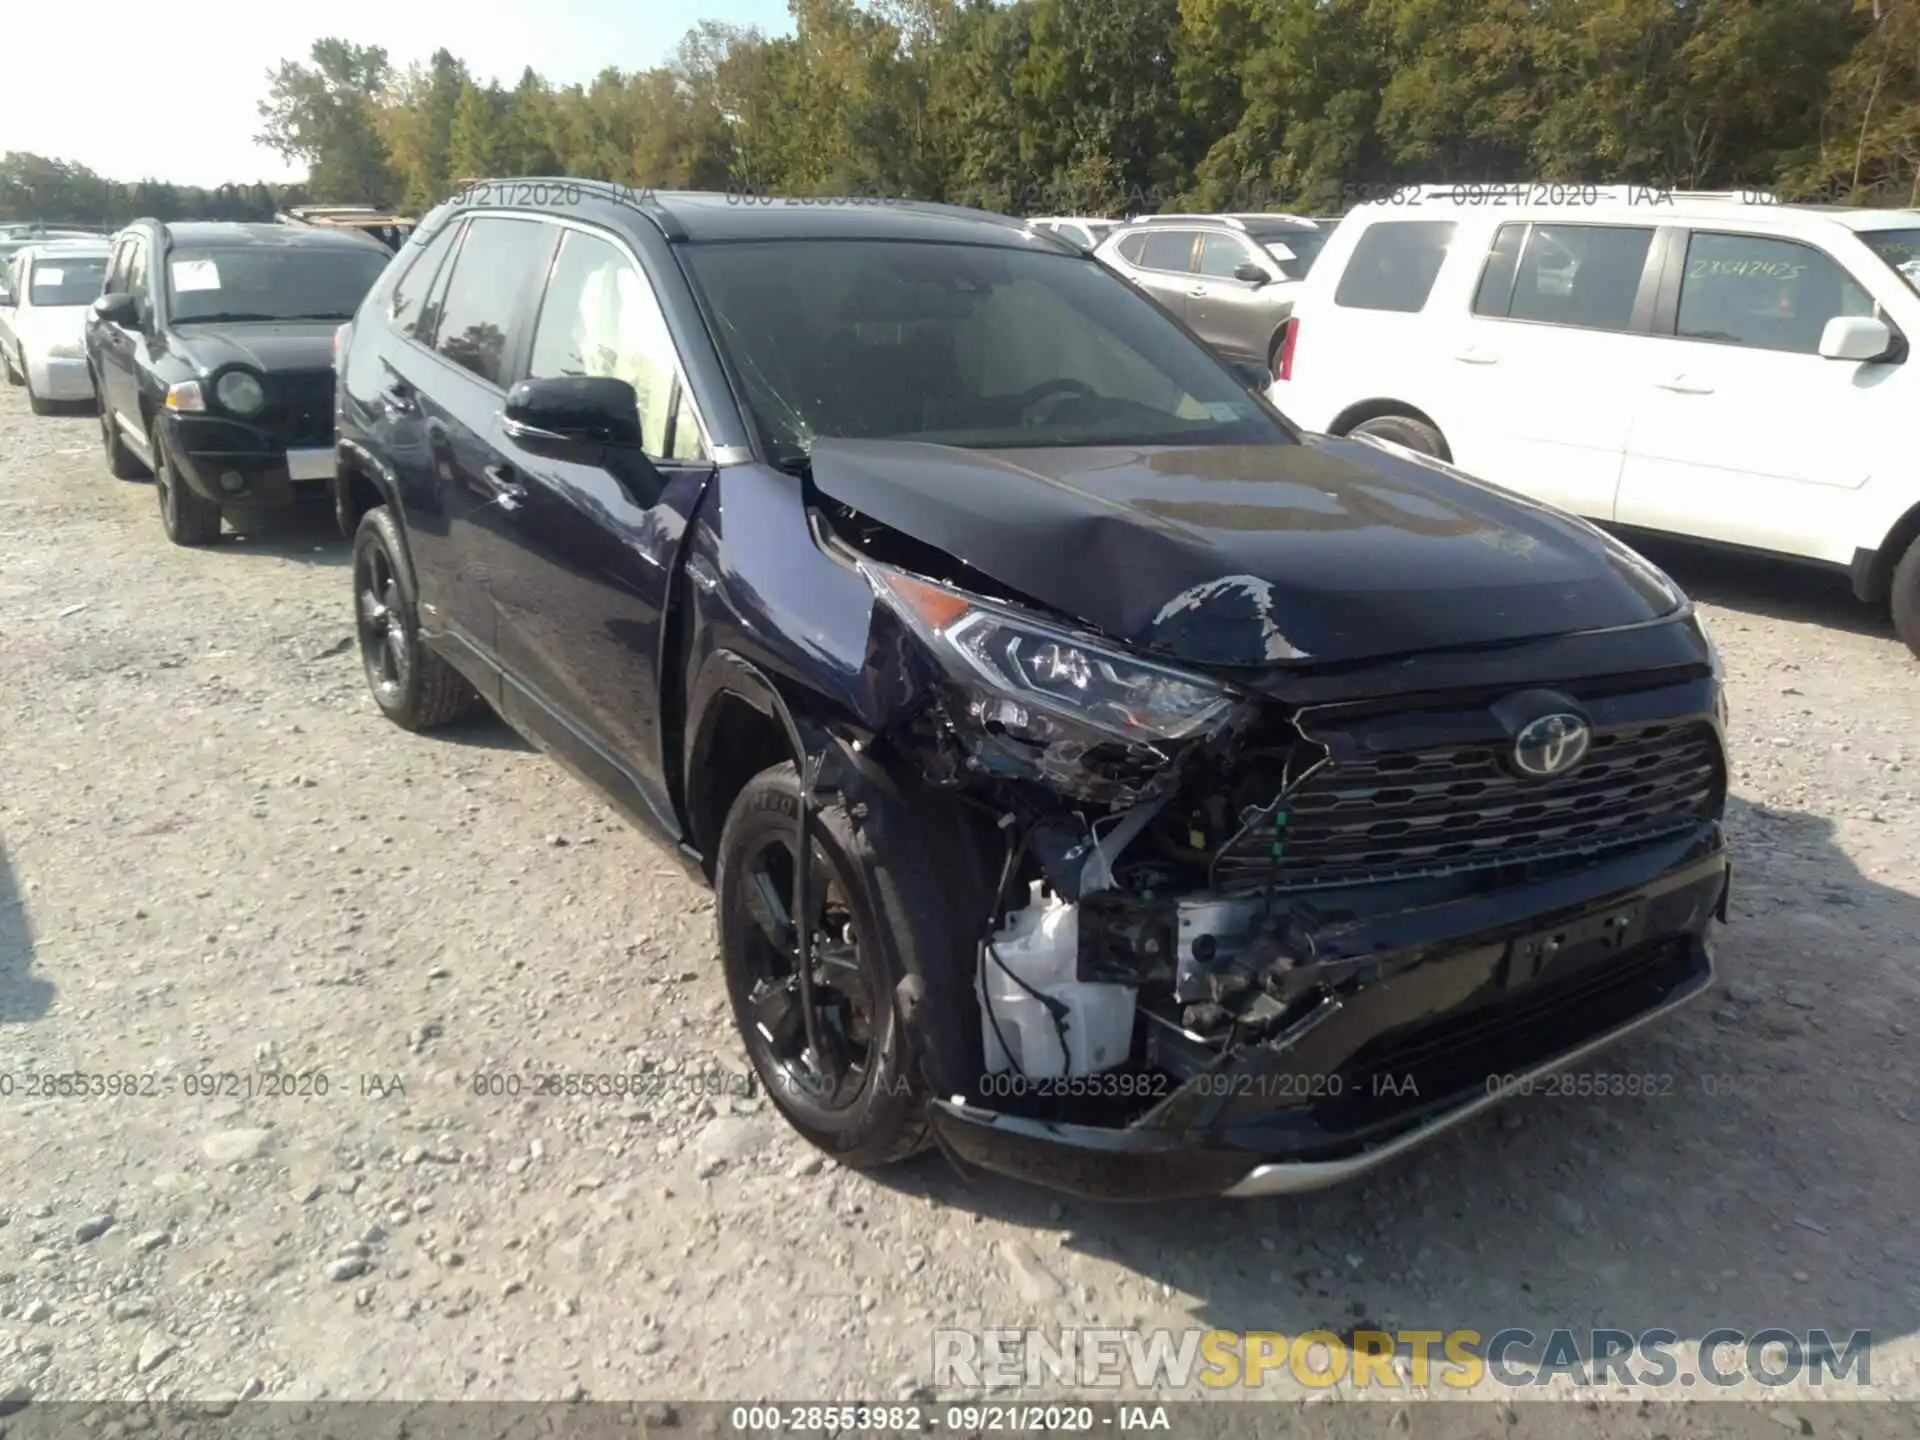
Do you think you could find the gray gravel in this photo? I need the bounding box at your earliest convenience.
[2,384,1919,1410]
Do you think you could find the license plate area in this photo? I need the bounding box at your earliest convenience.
[1504,898,1647,991]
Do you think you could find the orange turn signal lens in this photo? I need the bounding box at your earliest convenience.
[882,571,973,632]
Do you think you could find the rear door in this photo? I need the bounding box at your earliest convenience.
[1117,228,1203,322]
[412,214,559,671]
[485,223,715,837]
[1443,220,1663,520]
[347,216,468,626]
[1615,227,1896,562]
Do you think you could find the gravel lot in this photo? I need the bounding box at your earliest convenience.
[2,381,1919,1418]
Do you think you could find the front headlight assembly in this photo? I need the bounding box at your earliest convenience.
[214,369,266,416]
[860,560,1238,747]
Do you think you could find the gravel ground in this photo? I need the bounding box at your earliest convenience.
[2,382,1919,1421]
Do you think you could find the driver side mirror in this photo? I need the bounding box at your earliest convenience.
[1233,262,1274,286]
[92,292,139,329]
[1818,315,1895,362]
[502,375,666,499]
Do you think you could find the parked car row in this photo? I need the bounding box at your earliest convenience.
[0,238,112,413]
[1267,185,1920,657]
[9,181,1740,1202]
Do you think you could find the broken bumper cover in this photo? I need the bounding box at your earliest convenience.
[930,826,1727,1201]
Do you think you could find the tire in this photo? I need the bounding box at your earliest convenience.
[352,506,481,730]
[715,763,939,1171]
[26,373,55,416]
[96,385,148,479]
[152,423,221,546]
[3,349,21,386]
[1891,534,1920,660]
[1347,413,1450,461]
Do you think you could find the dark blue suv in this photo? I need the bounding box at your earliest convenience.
[332,181,1731,1201]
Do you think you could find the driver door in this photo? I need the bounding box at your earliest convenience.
[486,225,717,838]
[1188,231,1269,362]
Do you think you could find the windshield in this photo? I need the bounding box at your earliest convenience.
[1860,228,1920,297]
[165,245,390,323]
[28,256,108,307]
[681,240,1290,464]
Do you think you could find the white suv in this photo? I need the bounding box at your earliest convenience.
[1267,186,1920,656]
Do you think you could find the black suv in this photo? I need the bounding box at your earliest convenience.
[85,220,392,545]
[334,182,1731,1201]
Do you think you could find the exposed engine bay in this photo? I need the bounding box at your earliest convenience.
[816,494,1401,1123]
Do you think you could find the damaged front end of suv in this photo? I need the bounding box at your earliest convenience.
[793,435,1729,1202]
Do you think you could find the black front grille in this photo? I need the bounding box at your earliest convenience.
[270,370,336,447]
[1214,720,1722,892]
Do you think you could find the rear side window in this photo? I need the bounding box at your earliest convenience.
[1333,221,1456,313]
[1676,231,1875,354]
[1473,224,1527,316]
[1505,224,1653,332]
[1116,232,1148,263]
[428,217,554,386]
[390,222,462,339]
[1137,229,1199,272]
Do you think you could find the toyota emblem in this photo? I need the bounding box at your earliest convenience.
[1512,713,1591,778]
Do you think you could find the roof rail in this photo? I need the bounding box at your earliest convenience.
[1133,212,1320,231]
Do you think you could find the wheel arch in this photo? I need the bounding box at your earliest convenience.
[682,650,825,881]
[1856,500,1920,604]
[1327,399,1452,458]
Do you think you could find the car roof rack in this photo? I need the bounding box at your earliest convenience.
[1134,212,1321,230]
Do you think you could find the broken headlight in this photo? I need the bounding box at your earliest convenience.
[861,561,1237,744]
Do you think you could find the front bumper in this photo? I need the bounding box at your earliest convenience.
[930,826,1728,1201]
[27,355,91,401]
[158,412,334,507]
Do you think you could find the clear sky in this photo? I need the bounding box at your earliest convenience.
[6,0,796,187]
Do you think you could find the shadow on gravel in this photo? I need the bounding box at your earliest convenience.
[218,507,350,566]
[1618,530,1897,643]
[0,836,53,1022]
[880,795,1920,1363]
[434,709,537,753]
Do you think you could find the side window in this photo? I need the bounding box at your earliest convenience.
[1138,229,1199,273]
[124,240,150,306]
[1057,224,1092,249]
[1333,221,1457,313]
[527,228,707,462]
[1507,224,1653,332]
[1198,233,1252,278]
[1116,232,1149,264]
[1676,231,1875,355]
[1472,223,1527,317]
[390,221,462,339]
[429,217,552,386]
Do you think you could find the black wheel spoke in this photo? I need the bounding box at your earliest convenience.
[745,862,796,954]
[749,976,806,1055]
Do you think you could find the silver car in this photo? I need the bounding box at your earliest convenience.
[0,239,112,413]
[1094,214,1329,374]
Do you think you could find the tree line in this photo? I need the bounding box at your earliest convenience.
[7,0,1918,227]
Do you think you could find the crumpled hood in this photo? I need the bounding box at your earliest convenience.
[808,434,1682,669]
[172,322,336,374]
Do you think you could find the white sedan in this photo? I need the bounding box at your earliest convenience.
[0,239,111,414]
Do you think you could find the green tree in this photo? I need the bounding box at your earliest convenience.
[256,39,399,204]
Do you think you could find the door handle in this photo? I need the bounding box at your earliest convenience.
[1188,286,1208,297]
[1655,376,1714,394]
[1453,349,1499,364]
[481,463,527,511]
